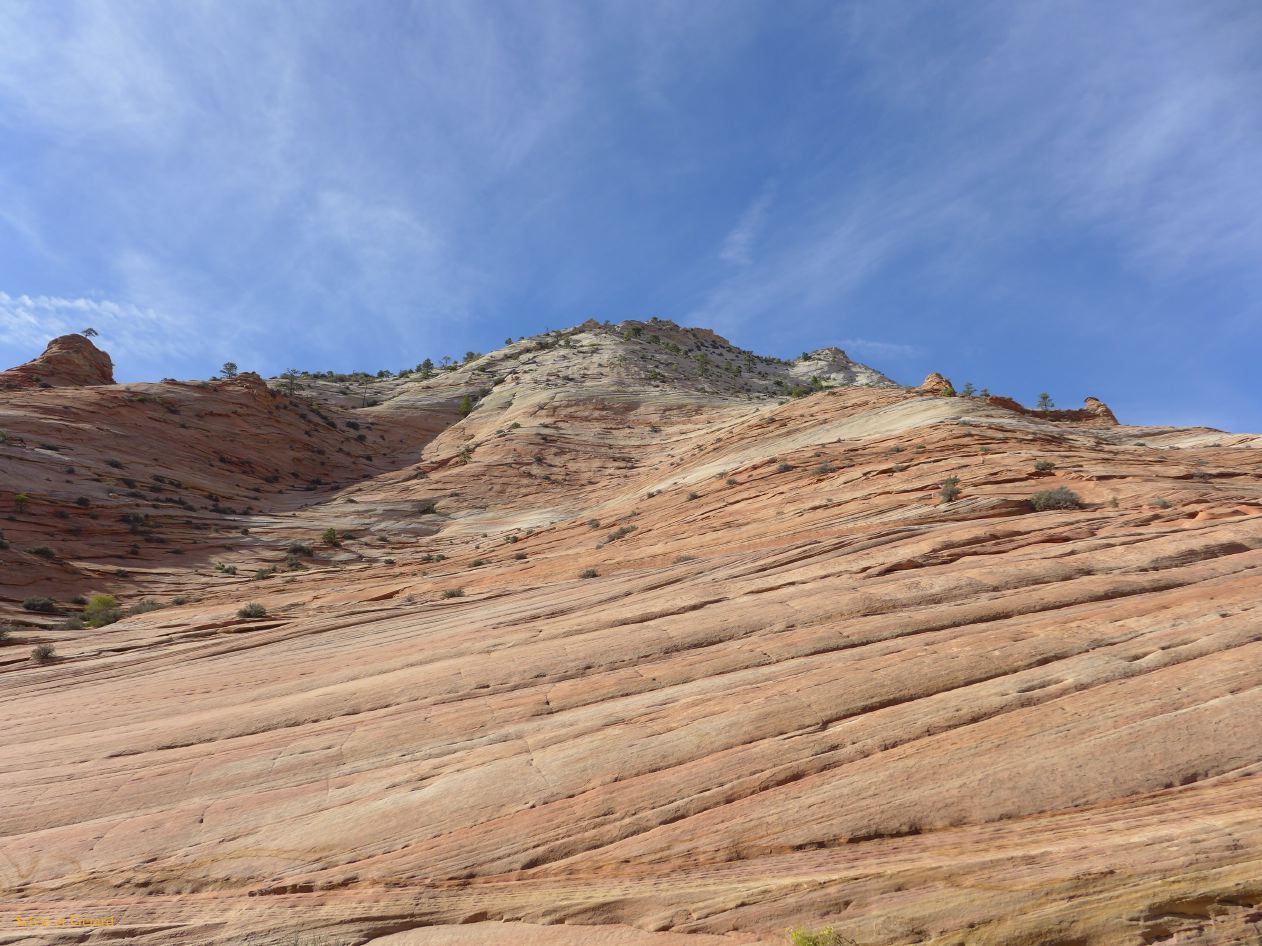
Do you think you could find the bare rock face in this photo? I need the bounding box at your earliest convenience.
[918,371,955,395]
[1083,395,1118,423]
[0,333,114,389]
[986,393,1121,426]
[0,325,1260,946]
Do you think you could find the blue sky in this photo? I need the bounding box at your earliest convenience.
[1,1,1260,430]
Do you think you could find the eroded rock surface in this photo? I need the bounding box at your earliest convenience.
[0,334,114,389]
[1,324,1260,946]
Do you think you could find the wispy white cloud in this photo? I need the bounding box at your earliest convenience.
[0,290,193,362]
[692,0,1262,339]
[719,183,776,265]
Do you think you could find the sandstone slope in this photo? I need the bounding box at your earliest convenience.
[1,326,1261,946]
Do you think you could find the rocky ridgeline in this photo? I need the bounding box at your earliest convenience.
[266,318,897,416]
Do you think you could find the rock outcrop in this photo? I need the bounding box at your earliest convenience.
[0,327,1260,946]
[918,371,955,395]
[0,333,114,389]
[986,393,1121,426]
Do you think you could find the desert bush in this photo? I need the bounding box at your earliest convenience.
[441,588,465,599]
[0,624,11,643]
[1033,459,1056,473]
[30,643,56,664]
[28,545,56,560]
[237,603,267,619]
[22,596,57,613]
[214,562,238,575]
[1029,487,1083,511]
[127,599,163,616]
[288,542,314,557]
[777,463,794,473]
[939,476,961,503]
[607,525,637,542]
[787,928,855,946]
[587,519,601,529]
[814,462,836,474]
[75,496,91,507]
[321,528,340,546]
[470,558,487,567]
[514,551,528,560]
[285,554,308,571]
[14,492,30,512]
[686,491,700,500]
[83,593,121,627]
[579,567,599,579]
[1152,497,1172,509]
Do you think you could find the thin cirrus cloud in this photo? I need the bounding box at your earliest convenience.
[0,291,194,361]
[719,184,777,266]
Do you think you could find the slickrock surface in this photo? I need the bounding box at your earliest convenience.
[0,335,114,390]
[2,324,1261,946]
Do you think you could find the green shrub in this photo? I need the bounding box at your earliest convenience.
[1152,497,1172,509]
[321,528,340,546]
[513,551,528,560]
[607,525,637,542]
[237,603,267,619]
[287,542,314,557]
[83,593,121,627]
[253,566,277,580]
[1033,459,1056,473]
[13,492,30,512]
[587,519,601,529]
[30,643,56,664]
[22,596,57,613]
[787,927,855,946]
[939,476,961,503]
[0,624,11,643]
[1029,487,1083,511]
[470,558,487,567]
[127,599,163,616]
[579,567,599,579]
[777,463,794,473]
[441,588,465,599]
[28,545,56,560]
